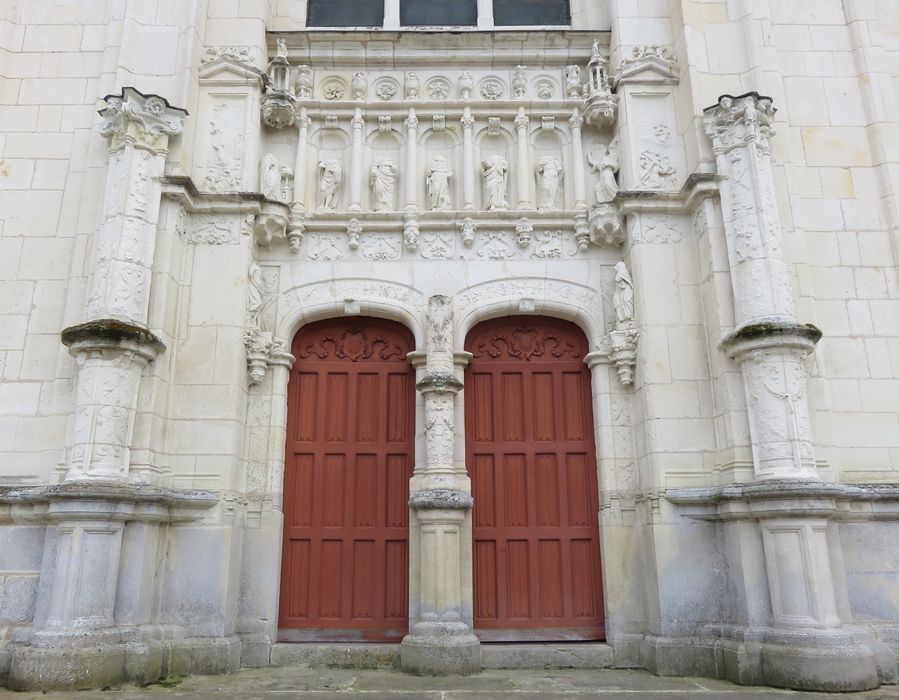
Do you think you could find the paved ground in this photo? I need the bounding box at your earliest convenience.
[2,667,898,699]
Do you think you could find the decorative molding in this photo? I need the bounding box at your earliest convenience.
[615,45,680,84]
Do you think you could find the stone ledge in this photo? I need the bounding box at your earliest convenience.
[408,489,473,510]
[61,319,166,354]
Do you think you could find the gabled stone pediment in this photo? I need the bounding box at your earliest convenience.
[613,45,680,86]
[199,54,265,85]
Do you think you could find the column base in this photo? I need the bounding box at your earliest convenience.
[400,632,481,676]
[6,630,240,691]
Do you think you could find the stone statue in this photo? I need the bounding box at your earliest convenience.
[563,65,581,97]
[317,160,342,210]
[481,155,508,211]
[426,156,453,211]
[370,157,398,212]
[612,261,634,327]
[588,139,620,205]
[247,263,265,331]
[275,38,288,60]
[260,154,280,200]
[536,156,563,210]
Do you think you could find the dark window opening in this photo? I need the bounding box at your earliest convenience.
[307,0,385,27]
[493,0,569,26]
[400,0,477,26]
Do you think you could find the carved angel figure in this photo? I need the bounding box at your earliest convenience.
[318,160,342,210]
[260,153,280,200]
[612,261,635,326]
[370,158,398,212]
[426,156,453,211]
[536,156,563,210]
[481,155,509,211]
[588,140,620,205]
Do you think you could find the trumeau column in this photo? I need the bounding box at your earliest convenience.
[704,93,821,482]
[401,296,479,676]
[63,88,186,483]
[349,108,364,211]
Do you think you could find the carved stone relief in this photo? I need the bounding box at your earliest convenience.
[205,101,245,192]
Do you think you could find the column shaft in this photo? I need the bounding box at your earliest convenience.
[570,110,587,210]
[293,110,311,212]
[461,110,475,211]
[515,109,531,209]
[405,109,419,211]
[349,109,364,211]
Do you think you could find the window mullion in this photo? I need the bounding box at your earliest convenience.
[477,0,494,29]
[384,0,400,29]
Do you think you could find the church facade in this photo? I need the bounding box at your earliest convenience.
[1,0,899,692]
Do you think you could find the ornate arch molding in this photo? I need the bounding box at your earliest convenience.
[454,277,604,352]
[277,277,427,346]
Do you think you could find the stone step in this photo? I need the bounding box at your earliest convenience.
[270,643,401,669]
[481,643,614,670]
[269,642,614,671]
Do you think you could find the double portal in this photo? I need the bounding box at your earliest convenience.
[278,316,604,642]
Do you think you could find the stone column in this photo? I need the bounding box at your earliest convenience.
[349,108,364,211]
[62,88,186,483]
[514,109,531,209]
[401,296,480,676]
[287,111,311,252]
[569,110,587,210]
[569,111,590,249]
[461,111,475,211]
[405,109,419,211]
[293,110,311,212]
[704,93,820,482]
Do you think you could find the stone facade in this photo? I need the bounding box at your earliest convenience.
[1,0,899,692]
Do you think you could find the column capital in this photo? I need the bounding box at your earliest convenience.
[703,92,777,154]
[720,321,822,363]
[98,87,187,154]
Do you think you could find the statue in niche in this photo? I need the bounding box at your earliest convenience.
[563,65,581,97]
[247,263,267,331]
[481,155,509,211]
[536,156,563,210]
[260,153,280,200]
[426,155,453,211]
[612,261,635,328]
[588,139,620,205]
[317,160,342,210]
[370,158,398,212]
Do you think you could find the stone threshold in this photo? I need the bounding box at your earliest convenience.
[269,642,613,671]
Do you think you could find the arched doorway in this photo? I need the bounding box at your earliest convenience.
[464,316,604,641]
[279,318,415,641]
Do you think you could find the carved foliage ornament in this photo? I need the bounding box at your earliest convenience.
[98,88,186,152]
[471,327,580,361]
[703,92,776,154]
[297,329,406,362]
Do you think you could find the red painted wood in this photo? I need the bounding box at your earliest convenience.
[279,318,415,642]
[465,317,605,641]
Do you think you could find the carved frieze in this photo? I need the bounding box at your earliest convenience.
[295,328,407,362]
[470,326,580,361]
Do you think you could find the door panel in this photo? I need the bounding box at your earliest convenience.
[465,317,605,641]
[279,318,415,642]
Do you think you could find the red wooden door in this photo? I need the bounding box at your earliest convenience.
[465,317,604,641]
[279,318,415,642]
